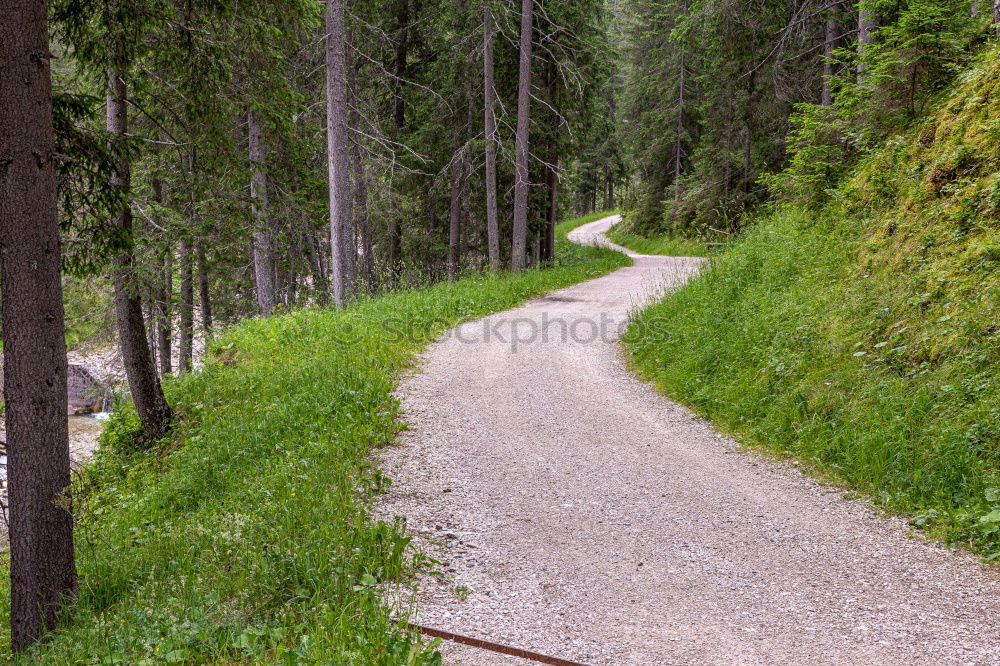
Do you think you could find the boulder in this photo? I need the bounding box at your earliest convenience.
[0,364,106,415]
[67,364,106,414]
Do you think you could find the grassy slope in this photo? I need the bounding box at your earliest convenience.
[1,215,627,663]
[605,225,710,257]
[626,46,1000,559]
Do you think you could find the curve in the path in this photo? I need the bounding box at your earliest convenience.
[379,215,1000,666]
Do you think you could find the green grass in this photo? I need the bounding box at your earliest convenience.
[1,216,627,663]
[554,210,619,236]
[627,206,999,559]
[606,225,710,257]
[623,43,1000,564]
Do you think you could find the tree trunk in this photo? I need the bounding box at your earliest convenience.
[675,33,685,199]
[994,0,999,24]
[463,62,475,269]
[178,239,193,372]
[327,0,353,307]
[448,157,463,278]
[151,178,172,377]
[742,69,756,194]
[545,157,558,263]
[273,250,286,312]
[197,242,212,338]
[393,0,409,134]
[354,166,375,292]
[821,17,836,106]
[511,0,534,272]
[857,8,875,83]
[388,0,410,283]
[178,146,195,372]
[248,110,274,317]
[286,240,299,307]
[543,63,558,264]
[0,3,77,649]
[347,37,374,293]
[342,28,360,298]
[145,298,157,372]
[108,69,172,443]
[157,247,172,377]
[304,220,330,304]
[483,6,501,271]
[605,165,613,210]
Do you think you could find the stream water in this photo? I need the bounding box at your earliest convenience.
[0,412,109,484]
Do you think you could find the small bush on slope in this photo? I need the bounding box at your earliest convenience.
[0,217,627,663]
[625,45,1000,559]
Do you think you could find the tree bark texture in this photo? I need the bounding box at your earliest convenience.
[448,157,463,278]
[483,6,501,271]
[387,0,410,283]
[675,44,685,198]
[326,0,352,307]
[0,1,77,649]
[151,179,172,377]
[248,110,274,316]
[107,69,172,443]
[197,241,212,337]
[857,8,875,82]
[511,0,534,272]
[545,156,558,264]
[178,239,193,372]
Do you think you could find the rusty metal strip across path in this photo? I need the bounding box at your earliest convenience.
[406,623,590,666]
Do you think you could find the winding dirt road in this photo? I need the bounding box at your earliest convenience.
[379,215,1000,665]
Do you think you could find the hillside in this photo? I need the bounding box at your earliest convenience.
[0,219,625,662]
[625,44,1000,558]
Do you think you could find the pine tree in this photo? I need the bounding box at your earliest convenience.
[0,0,77,650]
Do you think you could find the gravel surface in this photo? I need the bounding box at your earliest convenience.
[379,215,1000,666]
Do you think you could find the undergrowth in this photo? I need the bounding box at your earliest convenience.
[558,210,620,234]
[63,276,116,350]
[606,225,711,257]
[0,214,627,663]
[625,45,1000,560]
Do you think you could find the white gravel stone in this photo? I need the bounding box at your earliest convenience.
[379,216,1000,666]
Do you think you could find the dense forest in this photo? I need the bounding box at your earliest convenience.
[2,0,999,661]
[618,0,994,235]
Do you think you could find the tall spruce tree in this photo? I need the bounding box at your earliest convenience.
[0,0,77,651]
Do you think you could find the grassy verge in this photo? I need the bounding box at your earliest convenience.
[554,210,619,236]
[624,41,1000,563]
[606,225,710,257]
[625,205,1000,560]
[0,216,627,663]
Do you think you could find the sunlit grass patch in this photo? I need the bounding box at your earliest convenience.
[606,225,711,257]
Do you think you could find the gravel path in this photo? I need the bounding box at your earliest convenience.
[379,215,1000,666]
